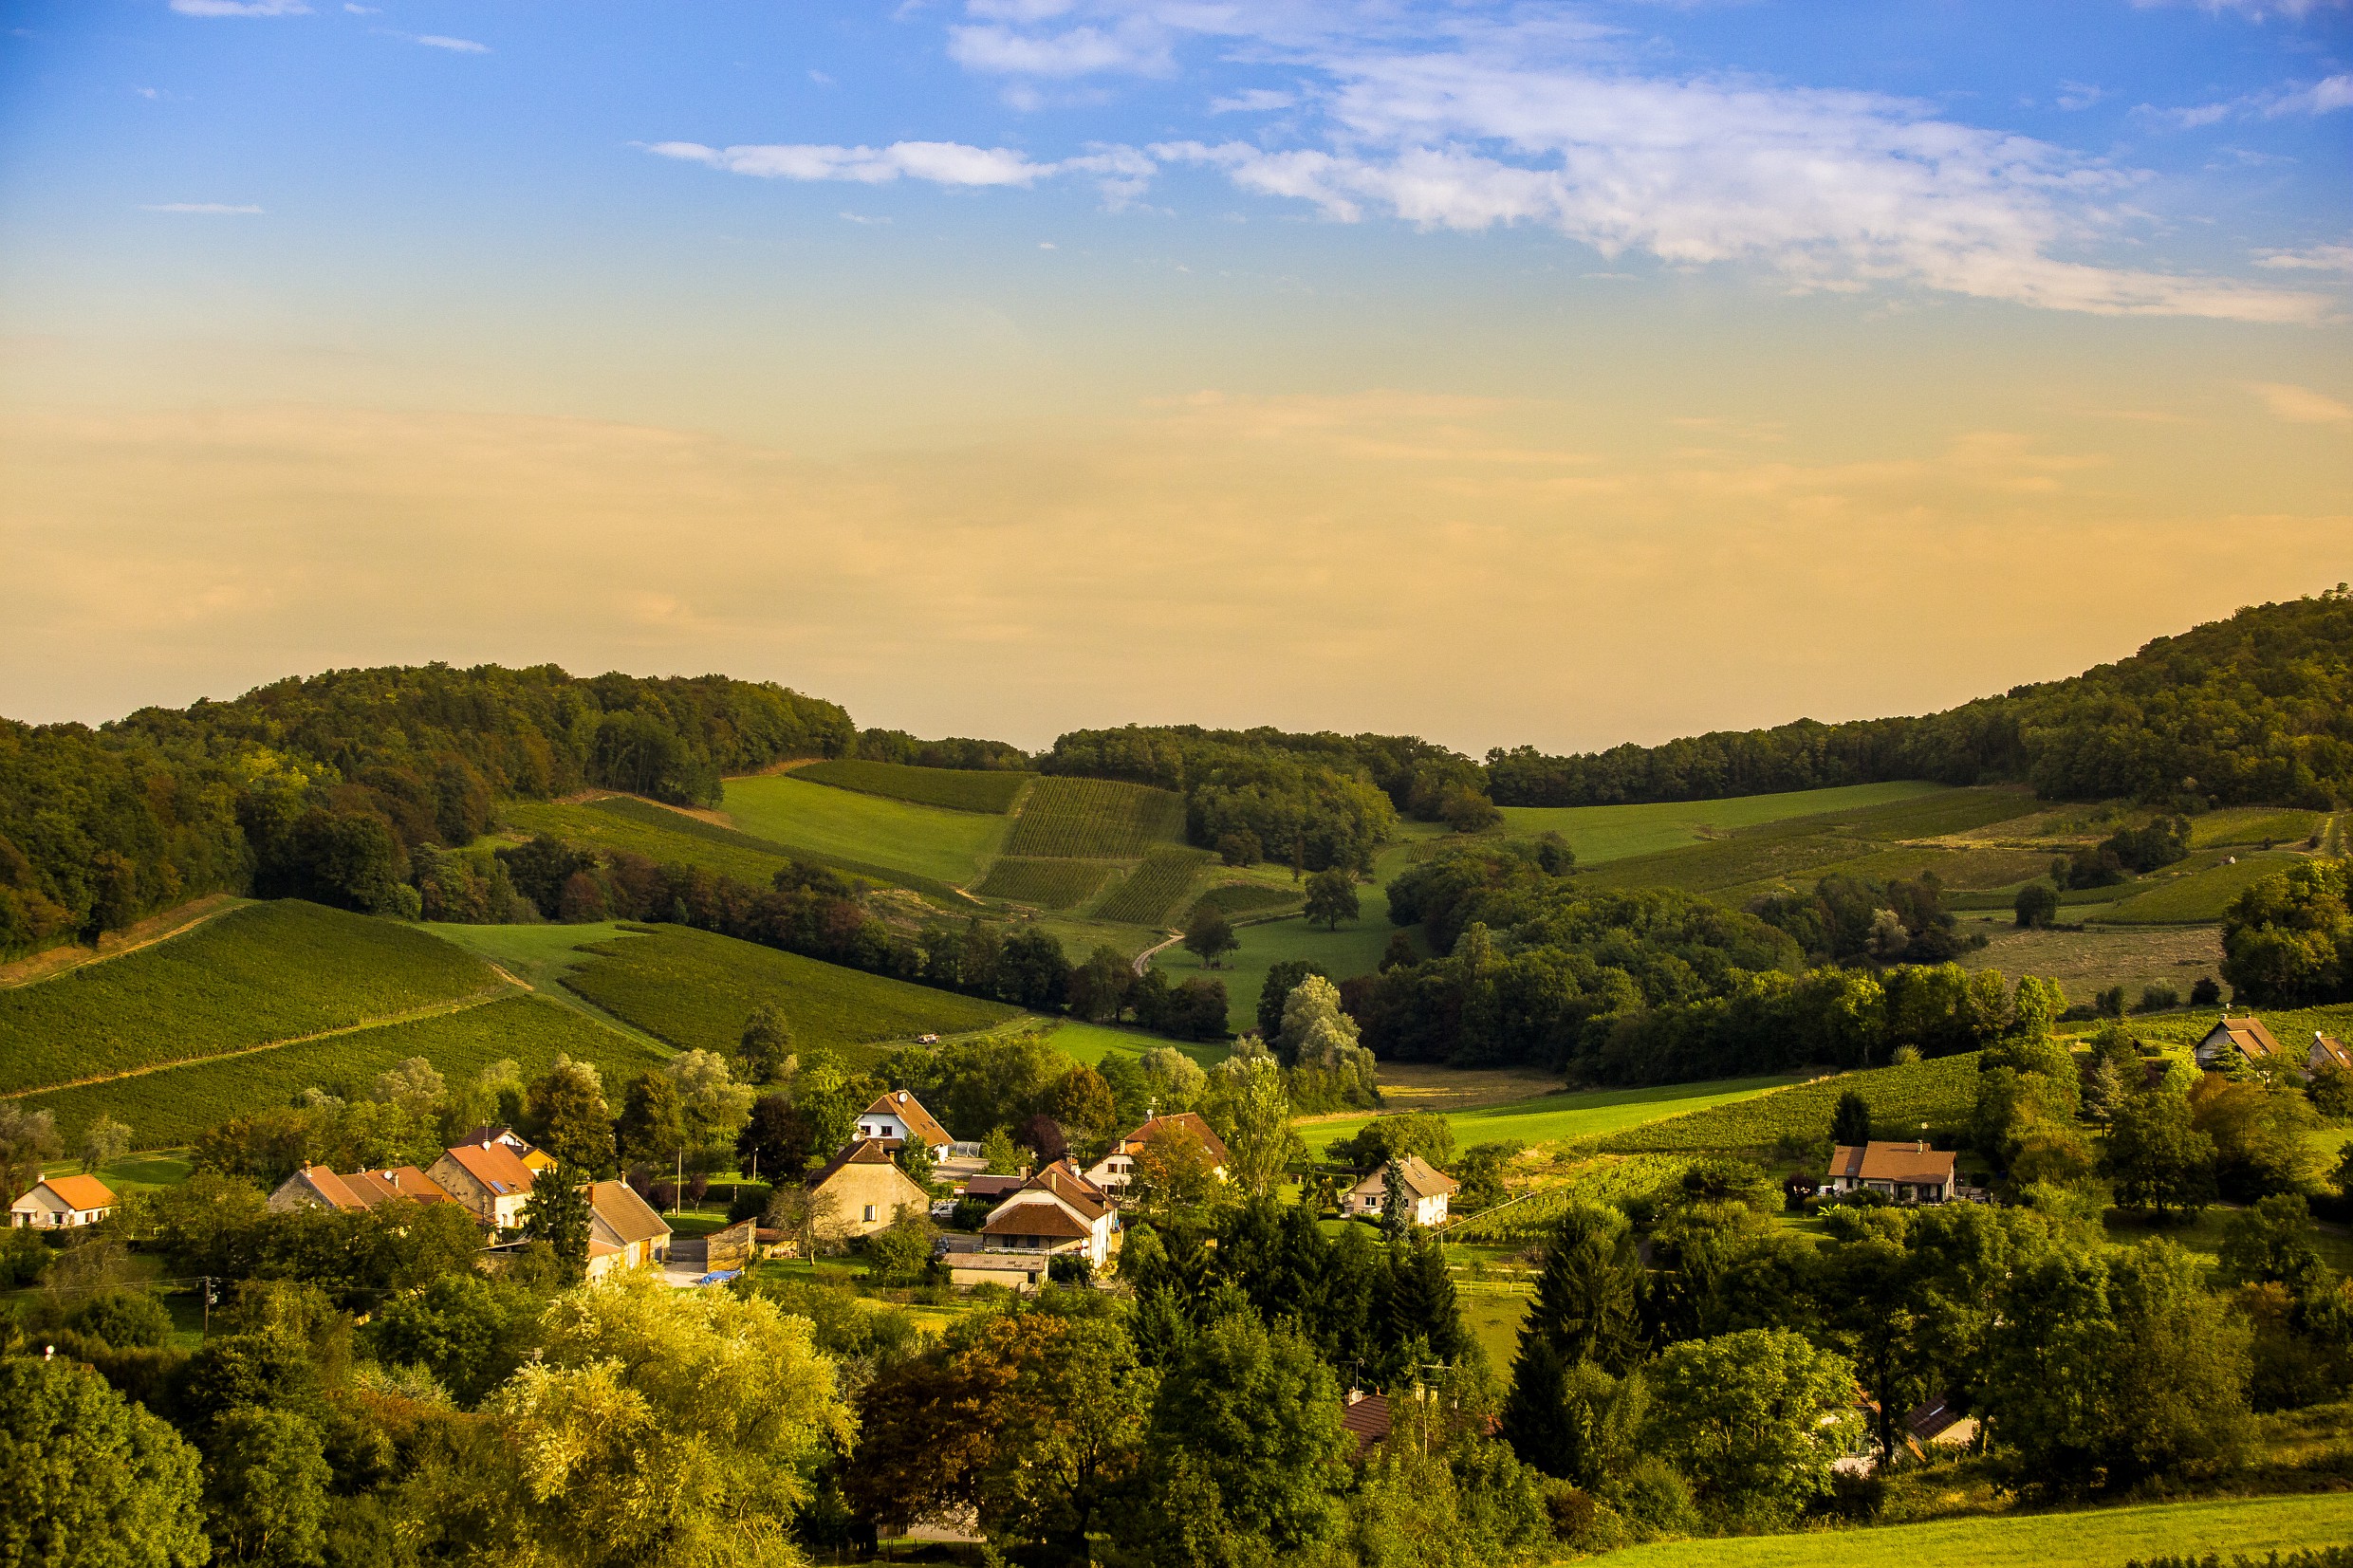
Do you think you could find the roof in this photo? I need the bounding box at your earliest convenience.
[39,1174,118,1212]
[1828,1141,1958,1184]
[862,1090,954,1148]
[441,1140,538,1197]
[348,1167,455,1208]
[1341,1391,1391,1453]
[2311,1033,2352,1072]
[1028,1159,1109,1221]
[290,1166,367,1211]
[588,1181,671,1247]
[962,1173,1027,1199]
[1116,1112,1231,1168]
[2202,1015,2284,1060]
[1349,1154,1459,1200]
[983,1203,1091,1241]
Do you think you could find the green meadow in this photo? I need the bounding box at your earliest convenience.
[1300,1076,1797,1160]
[0,901,499,1096]
[1500,780,1951,865]
[1589,1491,2353,1568]
[1161,904,1417,1033]
[500,797,806,888]
[792,759,1032,814]
[2088,851,2303,925]
[720,773,1010,888]
[1594,1051,1985,1153]
[1044,1019,1230,1073]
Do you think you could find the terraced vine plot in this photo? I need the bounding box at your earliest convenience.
[0,900,500,1096]
[560,924,1020,1069]
[1095,848,1216,925]
[973,857,1118,910]
[2086,852,2302,925]
[1005,778,1186,859]
[795,760,1033,814]
[20,994,662,1147]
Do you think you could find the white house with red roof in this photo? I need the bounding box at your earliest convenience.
[981,1158,1115,1264]
[1346,1156,1458,1227]
[1823,1140,1959,1204]
[1084,1111,1231,1196]
[2196,1012,2285,1070]
[857,1090,963,1160]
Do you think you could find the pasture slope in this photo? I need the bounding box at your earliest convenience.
[500,797,805,889]
[1045,1019,1229,1073]
[1590,1491,2353,1568]
[718,773,1009,890]
[1499,780,1951,866]
[793,759,1032,814]
[23,994,663,1148]
[2088,851,2304,925]
[552,923,1021,1070]
[0,900,500,1096]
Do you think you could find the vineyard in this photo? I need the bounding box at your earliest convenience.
[795,759,1032,814]
[1004,778,1186,860]
[973,857,1118,910]
[0,901,500,1096]
[560,924,1020,1070]
[718,774,1008,893]
[501,798,802,889]
[1095,848,1216,926]
[1593,1051,1982,1154]
[2188,806,2327,850]
[1440,1154,1695,1245]
[2086,852,2299,926]
[1190,881,1304,920]
[21,994,661,1147]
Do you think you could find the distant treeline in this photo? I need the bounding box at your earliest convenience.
[850,728,1031,771]
[0,664,850,957]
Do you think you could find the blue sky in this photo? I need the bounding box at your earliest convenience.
[0,3,2347,747]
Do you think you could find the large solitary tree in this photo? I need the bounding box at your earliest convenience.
[1182,904,1238,969]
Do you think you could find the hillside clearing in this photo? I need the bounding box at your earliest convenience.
[719,773,1009,888]
[1956,917,2222,1008]
[1499,781,1952,866]
[1045,1019,1230,1073]
[2088,851,2304,925]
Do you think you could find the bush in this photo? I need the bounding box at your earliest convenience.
[2192,977,2223,1005]
[2137,984,2181,1014]
[2014,882,2060,929]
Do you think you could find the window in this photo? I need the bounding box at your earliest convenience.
[862,1205,878,1223]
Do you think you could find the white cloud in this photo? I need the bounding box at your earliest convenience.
[135,85,160,99]
[2248,382,2353,422]
[839,211,890,224]
[343,3,379,12]
[140,202,264,213]
[2055,82,2106,111]
[2134,0,2348,16]
[169,0,308,14]
[2255,242,2353,271]
[415,34,489,52]
[2267,73,2353,115]
[949,20,1170,77]
[1210,87,1295,114]
[646,139,1056,187]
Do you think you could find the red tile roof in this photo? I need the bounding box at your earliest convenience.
[1341,1391,1391,1453]
[2204,1015,2284,1061]
[983,1203,1091,1241]
[862,1090,954,1148]
[443,1140,537,1197]
[1828,1141,1956,1184]
[1117,1112,1231,1168]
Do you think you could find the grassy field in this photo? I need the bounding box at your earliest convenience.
[1301,1077,1798,1159]
[1574,786,2048,897]
[1956,917,2223,1009]
[1091,847,1216,927]
[1499,781,1952,866]
[1004,777,1186,859]
[21,994,662,1147]
[41,1150,194,1193]
[501,798,804,888]
[719,774,1010,888]
[1043,1019,1230,1073]
[1594,1052,1984,1153]
[1161,902,1414,1033]
[555,924,1019,1071]
[1191,881,1306,920]
[1590,1491,2353,1568]
[792,760,1032,814]
[0,901,500,1096]
[973,857,1118,910]
[2088,852,2302,926]
[2190,806,2328,851]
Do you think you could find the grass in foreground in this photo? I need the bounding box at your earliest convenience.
[0,900,499,1096]
[558,924,1019,1068]
[22,994,660,1148]
[1498,781,1952,867]
[1589,1490,2353,1568]
[1302,1076,1797,1160]
[791,759,1032,814]
[719,774,1010,888]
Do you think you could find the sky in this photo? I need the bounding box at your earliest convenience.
[1,0,2348,754]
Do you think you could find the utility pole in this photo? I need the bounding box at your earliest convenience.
[201,1276,213,1339]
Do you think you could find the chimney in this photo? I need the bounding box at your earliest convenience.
[1346,1388,1362,1406]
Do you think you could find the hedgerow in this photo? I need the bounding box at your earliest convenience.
[0,901,497,1096]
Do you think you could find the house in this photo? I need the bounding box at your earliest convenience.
[456,1127,556,1172]
[9,1174,116,1229]
[961,1172,1028,1203]
[1823,1141,1958,1204]
[2196,1013,2285,1070]
[2309,1033,2352,1074]
[946,1251,1050,1291]
[806,1138,932,1243]
[584,1180,671,1279]
[1084,1112,1231,1195]
[1346,1156,1459,1228]
[269,1164,454,1215]
[428,1140,539,1229]
[857,1091,955,1156]
[1341,1389,1392,1455]
[981,1159,1115,1264]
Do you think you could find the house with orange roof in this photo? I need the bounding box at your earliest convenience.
[980,1158,1115,1264]
[2308,1032,2352,1074]
[9,1174,117,1229]
[427,1139,539,1229]
[584,1180,671,1279]
[1346,1155,1459,1227]
[855,1090,959,1160]
[456,1126,556,1171]
[1084,1111,1231,1196]
[268,1164,455,1215]
[1823,1140,1959,1204]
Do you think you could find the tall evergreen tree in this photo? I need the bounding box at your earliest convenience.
[519,1163,594,1282]
[1830,1090,1873,1147]
[1520,1204,1644,1374]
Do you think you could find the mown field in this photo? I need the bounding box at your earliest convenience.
[1593,1052,1983,1153]
[1574,786,2049,898]
[1094,848,1217,927]
[21,994,661,1147]
[1302,1077,1797,1160]
[973,857,1117,910]
[793,759,1032,814]
[556,923,1020,1071]
[718,774,1009,889]
[0,901,500,1095]
[1590,1491,2353,1568]
[1004,777,1186,859]
[1956,918,2222,1010]
[1499,781,1952,866]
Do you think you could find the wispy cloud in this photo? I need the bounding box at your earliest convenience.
[2133,0,2348,17]
[2255,242,2353,271]
[415,33,489,53]
[140,202,264,213]
[2248,382,2353,422]
[645,138,1155,206]
[343,3,379,12]
[1210,87,1295,114]
[168,0,308,14]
